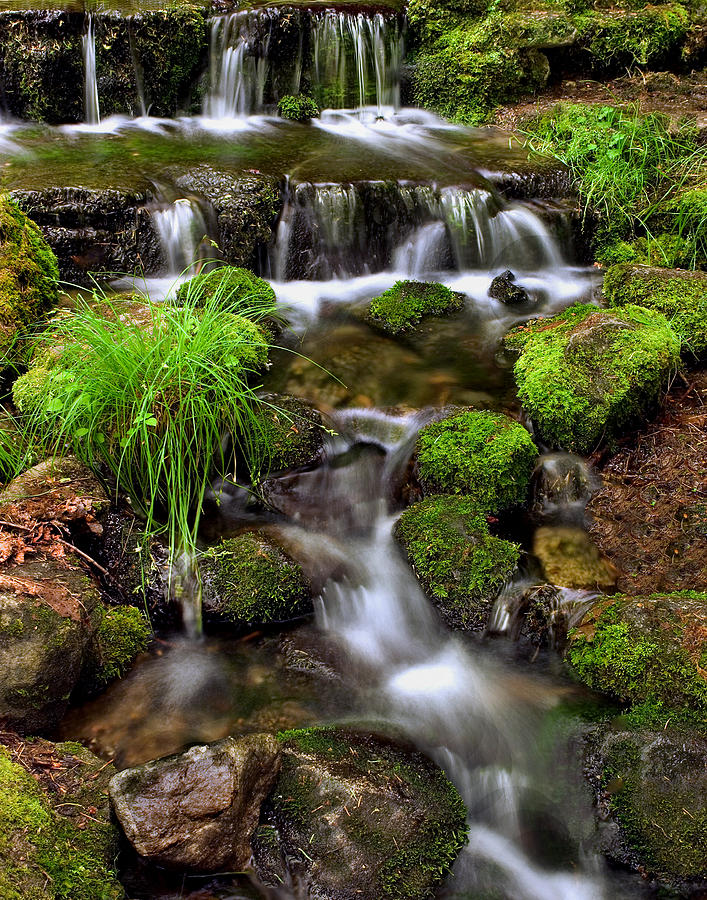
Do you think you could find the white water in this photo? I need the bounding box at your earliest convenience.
[83,14,100,125]
[150,198,208,277]
[204,11,272,119]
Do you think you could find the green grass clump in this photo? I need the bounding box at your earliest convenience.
[200,532,311,627]
[0,197,58,360]
[395,494,520,630]
[175,265,276,309]
[567,592,707,731]
[522,104,706,268]
[367,280,465,334]
[505,303,681,454]
[0,748,122,899]
[415,409,537,511]
[277,94,321,121]
[603,264,707,358]
[18,285,276,561]
[84,605,151,693]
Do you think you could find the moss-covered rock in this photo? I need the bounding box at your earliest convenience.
[81,605,151,696]
[251,393,326,478]
[200,532,312,628]
[505,304,681,454]
[394,494,520,630]
[254,726,468,899]
[586,727,707,881]
[366,280,465,335]
[0,196,59,361]
[175,265,276,309]
[277,94,321,121]
[0,742,123,899]
[603,264,707,359]
[567,591,707,730]
[415,409,537,512]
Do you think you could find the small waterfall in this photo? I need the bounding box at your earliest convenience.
[204,11,273,118]
[393,222,449,276]
[312,11,403,113]
[83,14,100,125]
[151,198,208,275]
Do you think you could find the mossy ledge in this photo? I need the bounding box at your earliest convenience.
[366,280,465,335]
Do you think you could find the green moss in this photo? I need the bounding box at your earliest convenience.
[395,494,520,630]
[0,747,123,899]
[603,264,707,358]
[0,197,59,361]
[415,409,537,510]
[11,365,51,415]
[598,233,697,269]
[277,94,321,121]
[200,532,311,626]
[568,591,707,730]
[250,394,325,477]
[84,605,151,693]
[175,265,276,309]
[367,280,465,335]
[505,303,681,454]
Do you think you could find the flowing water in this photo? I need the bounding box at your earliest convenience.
[83,13,100,125]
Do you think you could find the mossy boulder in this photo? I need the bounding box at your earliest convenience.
[80,605,151,697]
[603,264,707,359]
[394,494,520,630]
[200,532,312,629]
[175,265,276,309]
[0,741,123,899]
[0,196,59,361]
[277,94,321,121]
[414,409,537,512]
[254,727,468,899]
[586,727,707,881]
[532,526,615,591]
[567,591,707,730]
[367,280,465,335]
[251,393,326,478]
[505,304,681,455]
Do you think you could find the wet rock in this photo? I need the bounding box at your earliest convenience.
[0,556,102,732]
[251,393,326,477]
[254,727,468,900]
[395,494,520,630]
[530,452,596,522]
[200,532,313,629]
[489,269,530,305]
[0,736,123,898]
[80,603,151,698]
[414,408,537,514]
[505,304,681,455]
[567,591,707,729]
[366,279,465,335]
[585,726,707,883]
[604,263,707,360]
[0,196,59,360]
[11,187,162,285]
[532,526,615,590]
[174,168,281,270]
[110,733,281,872]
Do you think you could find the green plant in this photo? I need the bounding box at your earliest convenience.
[367,280,464,334]
[277,94,321,121]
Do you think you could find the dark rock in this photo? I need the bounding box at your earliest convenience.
[252,393,326,476]
[110,733,281,872]
[254,727,468,900]
[489,269,530,304]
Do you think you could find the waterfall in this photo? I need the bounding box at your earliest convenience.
[83,14,100,125]
[204,11,273,118]
[312,11,403,113]
[151,198,207,275]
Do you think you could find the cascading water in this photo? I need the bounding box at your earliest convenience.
[204,11,273,118]
[83,14,100,125]
[151,198,208,276]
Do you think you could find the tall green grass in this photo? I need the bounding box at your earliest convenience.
[523,104,706,268]
[21,272,282,561]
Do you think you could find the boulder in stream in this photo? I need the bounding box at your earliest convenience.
[505,303,681,455]
[395,494,520,630]
[532,526,615,591]
[489,269,530,305]
[250,393,326,477]
[110,733,281,872]
[254,726,468,900]
[200,531,313,629]
[366,279,465,335]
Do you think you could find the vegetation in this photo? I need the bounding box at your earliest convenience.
[505,303,681,454]
[415,409,537,511]
[395,494,520,630]
[83,606,151,694]
[367,280,465,334]
[277,94,321,121]
[250,394,325,477]
[523,105,707,268]
[175,265,276,310]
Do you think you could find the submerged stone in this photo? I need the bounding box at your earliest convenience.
[366,279,465,335]
[603,263,707,359]
[394,494,520,630]
[200,532,313,628]
[254,726,468,899]
[532,526,615,591]
[505,304,681,455]
[488,269,530,305]
[414,408,537,513]
[110,733,281,873]
[567,591,707,730]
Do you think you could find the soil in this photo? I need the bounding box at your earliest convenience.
[492,70,707,133]
[587,371,707,595]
